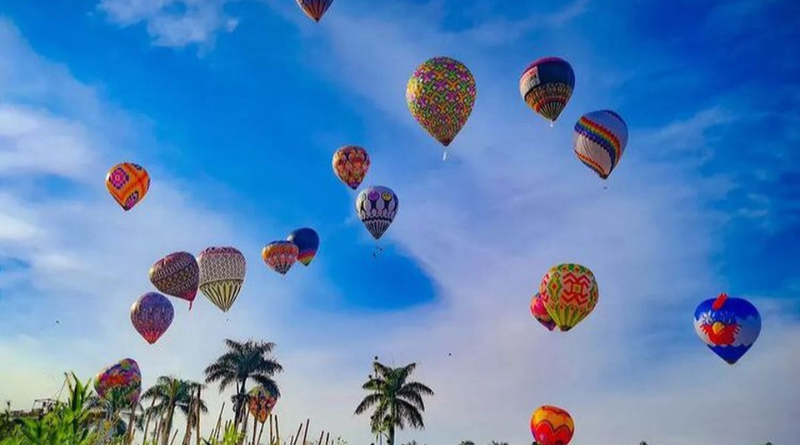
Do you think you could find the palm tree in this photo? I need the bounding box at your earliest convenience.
[204,339,283,428]
[142,376,205,445]
[355,361,434,445]
[458,441,475,445]
[179,386,208,445]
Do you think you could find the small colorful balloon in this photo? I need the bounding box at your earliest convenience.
[520,57,575,125]
[149,252,200,309]
[248,386,278,423]
[198,246,247,313]
[694,293,761,365]
[130,292,174,344]
[262,241,299,275]
[530,293,556,331]
[573,110,629,180]
[105,162,150,211]
[287,228,320,266]
[95,358,142,407]
[539,263,599,332]
[296,0,333,22]
[332,146,370,190]
[356,186,399,240]
[531,405,574,445]
[406,56,476,158]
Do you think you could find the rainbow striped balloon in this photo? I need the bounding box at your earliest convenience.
[573,110,628,180]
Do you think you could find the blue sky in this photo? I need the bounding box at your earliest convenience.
[0,0,798,444]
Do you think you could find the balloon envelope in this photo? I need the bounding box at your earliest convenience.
[406,56,476,148]
[248,386,278,423]
[149,252,199,308]
[130,292,174,344]
[287,228,320,266]
[573,110,629,179]
[95,358,142,407]
[519,57,575,123]
[356,186,399,240]
[262,241,299,275]
[531,405,574,445]
[694,293,761,365]
[198,247,246,313]
[105,162,150,211]
[539,263,599,331]
[332,146,370,190]
[296,0,333,22]
[531,293,556,331]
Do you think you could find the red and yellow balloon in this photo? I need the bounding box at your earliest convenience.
[105,162,150,211]
[531,405,574,445]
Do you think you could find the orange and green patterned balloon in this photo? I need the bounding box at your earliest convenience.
[531,405,574,445]
[539,263,598,332]
[406,57,476,158]
[105,162,150,211]
[248,386,278,423]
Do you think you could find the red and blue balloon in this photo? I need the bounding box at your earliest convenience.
[694,293,761,365]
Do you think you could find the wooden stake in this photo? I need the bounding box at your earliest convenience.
[324,432,329,445]
[256,419,266,445]
[317,431,324,445]
[170,429,179,445]
[275,414,280,445]
[301,419,309,445]
[213,404,225,440]
[251,415,258,445]
[126,409,136,445]
[292,422,303,445]
[195,387,202,445]
[269,415,274,445]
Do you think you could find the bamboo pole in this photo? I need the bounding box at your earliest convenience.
[256,419,266,445]
[324,432,329,445]
[269,415,274,445]
[289,435,294,445]
[292,422,303,445]
[275,414,280,445]
[170,429,179,445]
[251,414,258,445]
[126,409,137,445]
[213,404,225,440]
[317,431,324,445]
[195,387,202,445]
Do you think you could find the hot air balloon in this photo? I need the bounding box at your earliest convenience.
[248,386,278,423]
[198,247,246,313]
[332,146,370,190]
[95,358,142,407]
[531,405,574,445]
[262,241,299,275]
[539,263,598,332]
[149,252,200,309]
[296,0,333,22]
[406,57,476,159]
[574,110,629,180]
[520,57,575,125]
[105,162,151,211]
[287,228,320,266]
[531,293,556,331]
[130,292,174,344]
[694,293,761,365]
[356,186,398,240]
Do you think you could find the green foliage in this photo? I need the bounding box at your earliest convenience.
[458,441,475,445]
[488,441,509,445]
[201,424,245,445]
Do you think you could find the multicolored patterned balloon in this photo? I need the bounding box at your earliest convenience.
[406,57,476,155]
[262,241,299,275]
[530,293,556,331]
[105,162,150,211]
[296,0,333,22]
[198,247,246,313]
[149,252,200,309]
[520,57,575,124]
[332,146,370,190]
[531,405,574,445]
[287,228,320,266]
[95,358,141,407]
[130,292,174,344]
[539,263,599,332]
[574,110,629,180]
[248,386,278,423]
[356,186,398,240]
[694,293,761,365]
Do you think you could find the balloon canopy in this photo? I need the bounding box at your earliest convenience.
[287,228,320,266]
[149,252,200,308]
[694,293,761,365]
[95,358,142,407]
[406,57,476,152]
[130,292,174,344]
[262,241,299,275]
[539,263,599,332]
[520,57,575,124]
[296,0,333,22]
[531,293,556,331]
[356,186,399,240]
[198,247,247,313]
[531,405,574,445]
[105,162,150,211]
[573,110,629,180]
[332,146,370,190]
[248,386,278,423]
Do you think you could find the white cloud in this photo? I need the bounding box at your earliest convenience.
[97,0,240,48]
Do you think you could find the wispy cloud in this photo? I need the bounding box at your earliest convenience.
[97,0,240,49]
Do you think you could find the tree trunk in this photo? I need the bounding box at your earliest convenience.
[181,410,193,445]
[162,401,177,445]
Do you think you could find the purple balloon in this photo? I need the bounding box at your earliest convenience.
[130,292,174,344]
